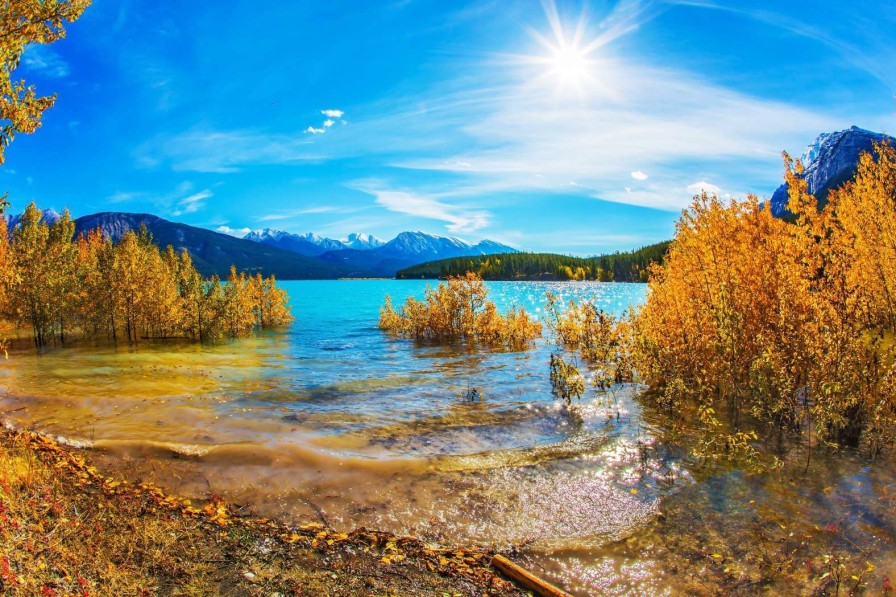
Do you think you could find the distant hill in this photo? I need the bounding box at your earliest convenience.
[396,241,671,282]
[317,231,520,277]
[73,212,359,279]
[770,126,896,218]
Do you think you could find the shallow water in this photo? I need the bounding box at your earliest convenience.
[1,280,894,595]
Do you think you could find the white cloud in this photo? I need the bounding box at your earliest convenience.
[23,45,70,78]
[686,181,722,195]
[363,187,490,233]
[216,225,251,237]
[303,110,347,136]
[380,56,836,209]
[172,189,212,216]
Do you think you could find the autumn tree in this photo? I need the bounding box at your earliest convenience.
[0,0,90,172]
[0,204,294,348]
[9,202,53,345]
[633,144,896,456]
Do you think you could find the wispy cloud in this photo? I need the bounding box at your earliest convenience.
[257,205,362,222]
[381,54,835,210]
[107,191,141,204]
[172,189,212,216]
[105,181,201,214]
[274,1,847,213]
[321,109,344,118]
[22,45,70,78]
[136,129,318,172]
[360,186,491,233]
[667,0,896,88]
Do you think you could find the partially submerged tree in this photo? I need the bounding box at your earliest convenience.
[634,144,896,455]
[379,272,541,350]
[0,203,294,348]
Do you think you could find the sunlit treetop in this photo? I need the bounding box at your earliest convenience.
[0,0,89,210]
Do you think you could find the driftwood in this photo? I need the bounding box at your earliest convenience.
[491,554,571,597]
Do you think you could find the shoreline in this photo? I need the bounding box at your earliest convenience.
[0,422,526,596]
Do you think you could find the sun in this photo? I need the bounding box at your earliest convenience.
[548,42,590,83]
[512,1,603,95]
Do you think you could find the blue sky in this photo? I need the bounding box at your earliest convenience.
[6,0,895,254]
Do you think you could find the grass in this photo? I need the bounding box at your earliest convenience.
[0,427,522,596]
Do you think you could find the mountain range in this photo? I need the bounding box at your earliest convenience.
[72,212,356,279]
[243,229,384,256]
[3,210,519,279]
[242,227,519,277]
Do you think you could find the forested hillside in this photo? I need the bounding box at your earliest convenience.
[396,241,670,282]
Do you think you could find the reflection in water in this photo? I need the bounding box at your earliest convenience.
[1,280,893,595]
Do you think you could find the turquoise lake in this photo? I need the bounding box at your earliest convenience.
[3,280,894,596]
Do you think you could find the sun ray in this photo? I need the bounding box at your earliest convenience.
[493,0,664,98]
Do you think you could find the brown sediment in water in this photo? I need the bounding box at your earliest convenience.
[0,425,526,596]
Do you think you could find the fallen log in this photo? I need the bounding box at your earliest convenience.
[491,554,571,597]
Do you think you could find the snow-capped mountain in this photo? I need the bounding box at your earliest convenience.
[243,229,336,256]
[295,232,346,252]
[342,232,384,250]
[243,229,382,255]
[242,228,517,276]
[770,126,895,218]
[377,231,492,260]
[317,231,519,277]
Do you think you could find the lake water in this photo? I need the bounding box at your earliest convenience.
[2,280,894,595]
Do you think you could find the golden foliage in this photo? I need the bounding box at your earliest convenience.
[0,0,90,167]
[549,352,585,403]
[545,292,635,392]
[0,203,294,347]
[634,144,896,451]
[379,272,541,350]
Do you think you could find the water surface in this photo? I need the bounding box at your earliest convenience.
[1,280,893,595]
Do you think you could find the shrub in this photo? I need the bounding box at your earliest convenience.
[544,292,635,392]
[379,273,541,350]
[633,144,896,451]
